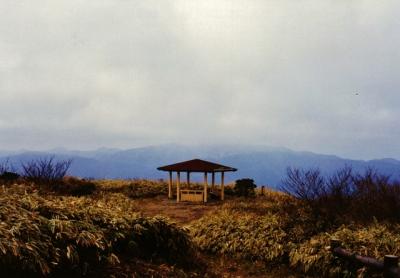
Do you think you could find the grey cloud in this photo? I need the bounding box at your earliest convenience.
[0,0,399,159]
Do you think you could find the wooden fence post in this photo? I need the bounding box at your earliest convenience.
[384,255,399,278]
[330,239,400,278]
[261,186,265,196]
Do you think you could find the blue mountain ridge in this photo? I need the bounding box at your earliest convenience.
[1,144,399,188]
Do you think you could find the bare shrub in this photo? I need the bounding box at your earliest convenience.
[280,166,400,224]
[0,158,15,175]
[326,166,354,197]
[21,156,72,185]
[316,166,354,220]
[280,167,326,203]
[351,168,400,222]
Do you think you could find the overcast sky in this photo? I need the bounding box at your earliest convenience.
[0,1,399,159]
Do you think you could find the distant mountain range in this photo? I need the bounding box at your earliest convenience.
[1,144,400,188]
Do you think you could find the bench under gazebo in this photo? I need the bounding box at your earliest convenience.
[157,159,237,203]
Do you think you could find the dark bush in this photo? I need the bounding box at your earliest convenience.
[280,166,400,224]
[21,156,72,186]
[351,168,400,222]
[0,171,20,183]
[0,159,20,184]
[0,159,15,175]
[233,178,257,197]
[223,185,235,196]
[56,177,97,196]
[280,167,355,221]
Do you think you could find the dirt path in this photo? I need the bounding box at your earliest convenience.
[135,196,221,224]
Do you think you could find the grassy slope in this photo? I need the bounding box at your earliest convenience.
[0,181,203,277]
[1,178,399,277]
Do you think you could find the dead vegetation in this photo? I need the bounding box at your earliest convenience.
[1,165,400,277]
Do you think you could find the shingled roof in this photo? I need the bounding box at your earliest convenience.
[157,159,237,173]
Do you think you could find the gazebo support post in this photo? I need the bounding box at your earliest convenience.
[211,172,215,191]
[176,172,181,202]
[157,159,237,203]
[168,171,172,199]
[187,172,190,188]
[204,172,208,203]
[221,172,225,201]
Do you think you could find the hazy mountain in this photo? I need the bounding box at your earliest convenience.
[1,144,399,187]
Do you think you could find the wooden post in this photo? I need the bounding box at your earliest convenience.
[211,172,215,191]
[261,186,265,196]
[187,172,190,188]
[204,172,208,203]
[168,171,172,199]
[384,255,399,278]
[221,172,225,201]
[176,172,180,202]
[329,238,399,277]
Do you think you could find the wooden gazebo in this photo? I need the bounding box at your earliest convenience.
[157,159,237,203]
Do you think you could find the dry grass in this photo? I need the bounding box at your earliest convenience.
[4,177,397,277]
[0,179,296,277]
[94,181,302,277]
[0,184,199,277]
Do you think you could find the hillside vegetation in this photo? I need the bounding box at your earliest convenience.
[0,183,201,277]
[1,165,400,277]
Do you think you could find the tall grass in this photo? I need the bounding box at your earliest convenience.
[0,185,195,277]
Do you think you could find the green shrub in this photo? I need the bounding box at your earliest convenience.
[233,178,257,197]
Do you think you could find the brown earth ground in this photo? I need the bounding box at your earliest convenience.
[135,195,220,225]
[133,196,303,278]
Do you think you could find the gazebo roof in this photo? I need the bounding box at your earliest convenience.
[157,159,237,173]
